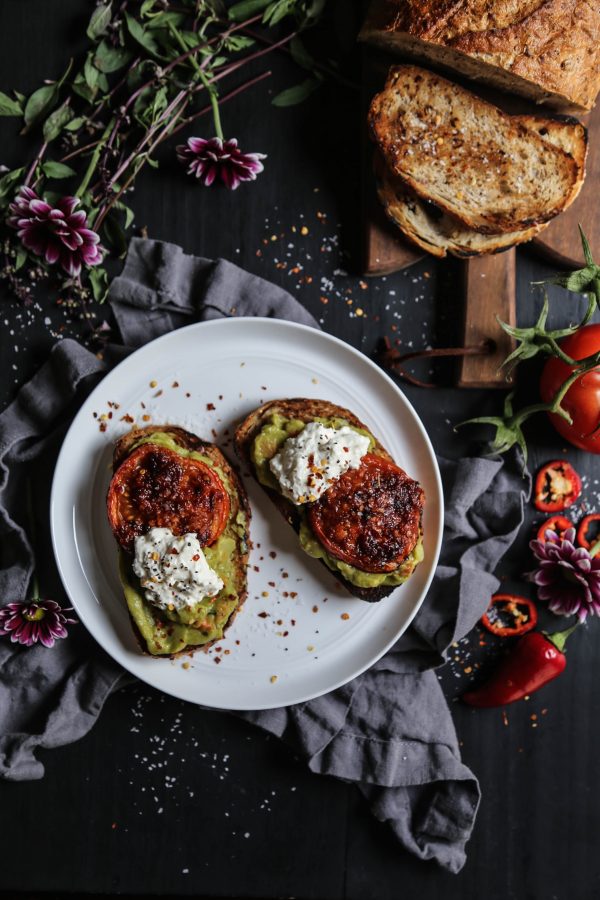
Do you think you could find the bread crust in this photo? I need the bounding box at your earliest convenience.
[369,65,580,234]
[234,399,423,603]
[111,425,251,659]
[375,113,587,257]
[360,0,600,112]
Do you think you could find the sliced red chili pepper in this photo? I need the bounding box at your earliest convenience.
[576,513,600,551]
[533,460,582,513]
[481,594,538,638]
[462,626,577,708]
[535,515,572,544]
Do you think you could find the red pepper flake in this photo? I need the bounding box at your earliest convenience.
[269,551,277,559]
[253,565,260,572]
[258,612,269,619]
[99,422,107,432]
[214,656,221,664]
[153,389,163,397]
[341,613,350,621]
[142,414,151,422]
[206,403,215,411]
[120,414,134,423]
[276,619,283,625]
[283,630,289,637]
[192,554,200,561]
[172,381,179,388]
[312,605,319,613]
[224,649,230,655]
[268,581,276,588]
[282,572,289,579]
[291,619,296,626]
[290,592,297,599]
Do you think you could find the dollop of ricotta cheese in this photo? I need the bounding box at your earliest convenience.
[269,422,370,504]
[132,527,223,612]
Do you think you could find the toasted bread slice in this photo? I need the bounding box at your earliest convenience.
[110,425,251,658]
[369,65,581,234]
[234,399,424,603]
[375,115,588,258]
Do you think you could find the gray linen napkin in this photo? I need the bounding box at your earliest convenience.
[0,238,529,873]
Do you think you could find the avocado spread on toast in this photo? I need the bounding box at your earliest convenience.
[119,431,248,656]
[251,414,423,588]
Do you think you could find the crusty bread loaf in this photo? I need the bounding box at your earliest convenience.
[369,65,581,234]
[375,114,588,257]
[111,425,251,658]
[360,0,600,113]
[234,399,424,603]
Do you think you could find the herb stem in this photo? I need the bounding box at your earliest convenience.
[75,118,114,201]
[23,142,48,187]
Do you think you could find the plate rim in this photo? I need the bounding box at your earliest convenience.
[50,316,444,709]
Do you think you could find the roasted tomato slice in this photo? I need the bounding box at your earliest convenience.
[307,453,424,573]
[107,444,230,553]
[533,460,582,513]
[535,515,572,544]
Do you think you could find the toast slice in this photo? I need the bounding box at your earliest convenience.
[375,115,588,258]
[109,425,251,658]
[234,399,424,603]
[368,65,581,234]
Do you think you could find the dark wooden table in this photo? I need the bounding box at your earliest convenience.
[0,4,599,899]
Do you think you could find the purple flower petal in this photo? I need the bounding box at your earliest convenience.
[177,135,266,191]
[7,186,103,277]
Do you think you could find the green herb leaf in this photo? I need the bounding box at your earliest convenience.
[65,116,85,132]
[72,73,96,103]
[15,246,27,271]
[41,161,77,179]
[84,54,99,89]
[88,266,109,302]
[125,13,161,56]
[0,91,23,117]
[264,0,295,26]
[272,77,320,106]
[290,36,316,71]
[0,167,24,206]
[23,83,59,128]
[94,41,132,73]
[87,3,112,41]
[43,103,73,142]
[228,0,271,21]
[113,199,135,229]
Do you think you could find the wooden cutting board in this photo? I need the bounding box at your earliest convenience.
[363,72,599,387]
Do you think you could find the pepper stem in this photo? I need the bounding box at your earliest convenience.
[545,623,579,654]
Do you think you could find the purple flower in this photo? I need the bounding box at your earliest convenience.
[8,186,103,277]
[176,137,266,190]
[528,528,600,621]
[0,599,77,648]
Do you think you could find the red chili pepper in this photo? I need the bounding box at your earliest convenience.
[462,626,577,708]
[576,513,600,551]
[481,594,538,637]
[535,514,572,544]
[533,460,582,513]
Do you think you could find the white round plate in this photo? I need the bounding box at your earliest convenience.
[51,318,443,710]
